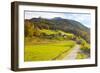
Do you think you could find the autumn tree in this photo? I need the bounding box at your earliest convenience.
[24,20,34,37]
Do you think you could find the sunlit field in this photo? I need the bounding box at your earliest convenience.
[24,37,76,61]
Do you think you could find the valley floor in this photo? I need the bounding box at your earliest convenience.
[24,37,89,62]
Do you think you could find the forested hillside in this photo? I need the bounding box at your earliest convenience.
[25,17,90,43]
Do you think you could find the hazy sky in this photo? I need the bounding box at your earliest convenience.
[25,11,91,28]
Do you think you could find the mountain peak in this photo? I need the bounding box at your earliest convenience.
[52,17,63,20]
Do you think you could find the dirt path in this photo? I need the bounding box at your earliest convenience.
[62,45,80,60]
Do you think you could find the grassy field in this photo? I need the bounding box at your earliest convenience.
[24,38,76,61]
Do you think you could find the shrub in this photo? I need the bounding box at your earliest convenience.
[80,40,90,53]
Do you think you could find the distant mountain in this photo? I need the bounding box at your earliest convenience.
[25,17,90,43]
[52,17,64,20]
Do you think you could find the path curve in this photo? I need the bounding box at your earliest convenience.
[63,45,80,60]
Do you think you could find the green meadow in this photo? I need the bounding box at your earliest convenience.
[24,37,76,61]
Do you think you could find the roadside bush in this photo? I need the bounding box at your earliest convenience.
[80,40,90,53]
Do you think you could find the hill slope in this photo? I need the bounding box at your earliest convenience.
[25,17,90,43]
